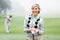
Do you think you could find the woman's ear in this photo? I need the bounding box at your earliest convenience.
[38,10,40,14]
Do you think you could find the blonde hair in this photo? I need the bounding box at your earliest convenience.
[32,4,40,14]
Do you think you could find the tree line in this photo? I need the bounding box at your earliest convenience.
[0,0,11,16]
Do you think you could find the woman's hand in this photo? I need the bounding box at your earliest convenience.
[28,28,39,32]
[31,28,37,32]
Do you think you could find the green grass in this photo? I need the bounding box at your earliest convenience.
[0,17,60,40]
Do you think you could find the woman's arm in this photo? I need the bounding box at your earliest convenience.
[24,17,31,32]
[38,18,44,35]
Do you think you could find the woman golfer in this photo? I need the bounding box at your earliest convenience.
[24,4,44,40]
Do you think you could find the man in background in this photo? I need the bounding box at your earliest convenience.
[5,15,12,33]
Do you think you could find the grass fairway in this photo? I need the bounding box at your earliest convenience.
[0,17,60,40]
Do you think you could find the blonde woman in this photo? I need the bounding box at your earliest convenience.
[24,4,44,40]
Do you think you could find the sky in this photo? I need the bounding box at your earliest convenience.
[7,0,60,18]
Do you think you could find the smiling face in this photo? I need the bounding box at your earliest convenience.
[32,4,40,17]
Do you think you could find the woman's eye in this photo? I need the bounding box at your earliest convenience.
[32,8,34,10]
[35,8,37,10]
[32,8,38,10]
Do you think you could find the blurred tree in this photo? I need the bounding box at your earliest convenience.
[0,0,11,16]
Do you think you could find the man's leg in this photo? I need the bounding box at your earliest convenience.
[5,23,10,33]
